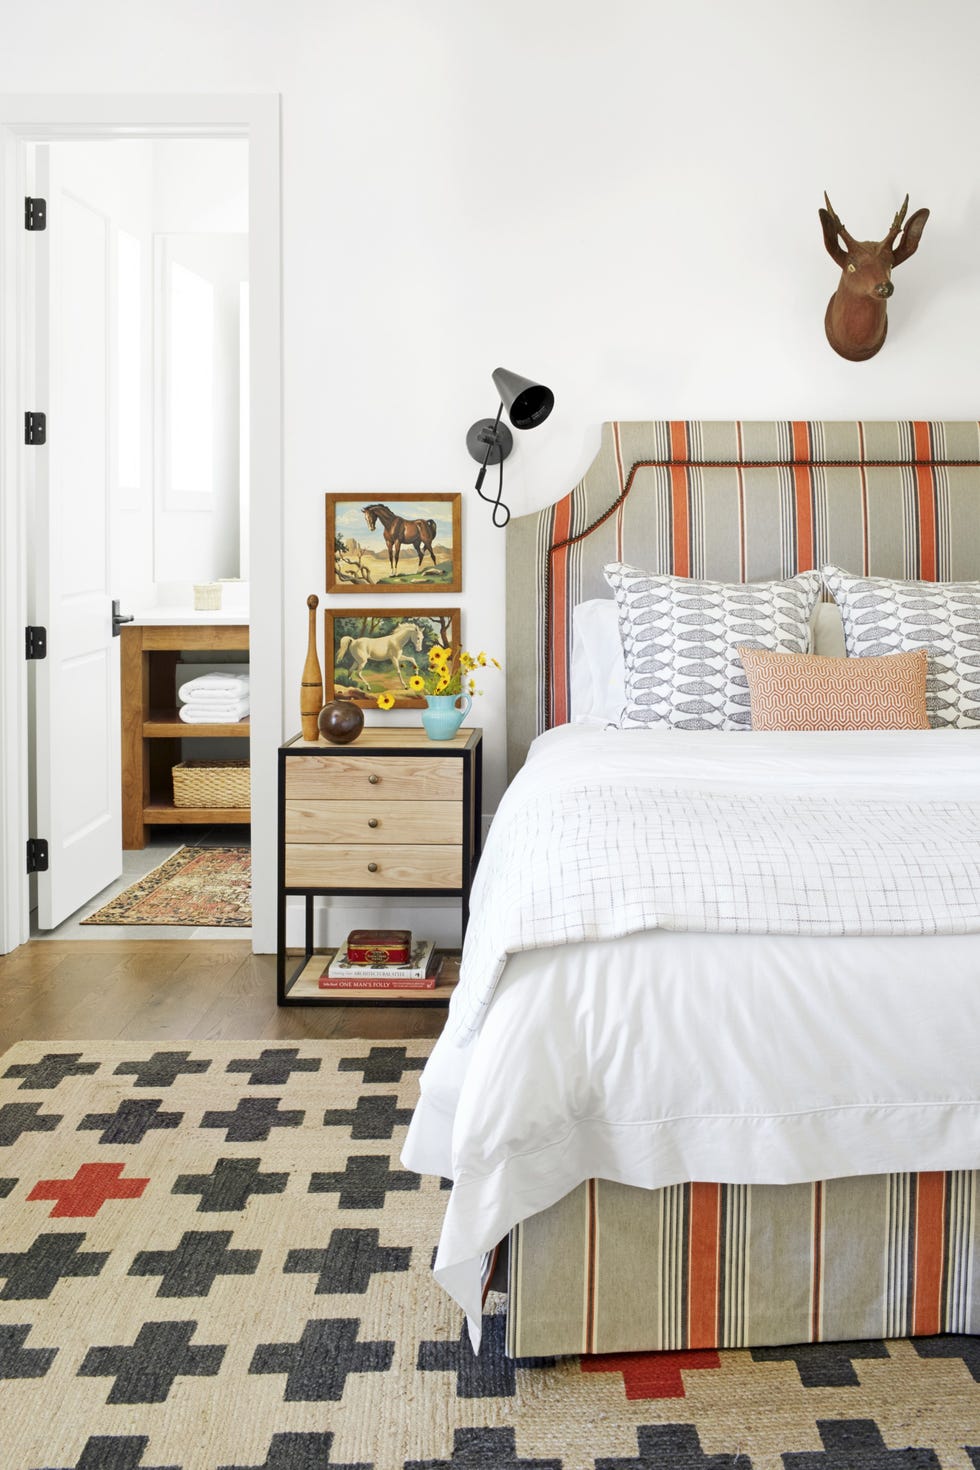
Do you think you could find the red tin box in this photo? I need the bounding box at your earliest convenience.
[346,929,412,966]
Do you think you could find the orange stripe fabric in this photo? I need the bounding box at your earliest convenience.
[792,423,814,570]
[549,496,573,726]
[671,464,690,577]
[913,1172,946,1335]
[913,421,937,579]
[687,1182,721,1348]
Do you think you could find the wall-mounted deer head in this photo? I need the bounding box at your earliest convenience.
[819,193,929,361]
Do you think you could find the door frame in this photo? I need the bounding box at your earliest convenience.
[0,94,282,954]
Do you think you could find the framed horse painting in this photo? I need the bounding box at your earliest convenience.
[324,607,462,708]
[326,492,462,593]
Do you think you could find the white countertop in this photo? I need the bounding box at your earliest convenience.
[131,608,250,626]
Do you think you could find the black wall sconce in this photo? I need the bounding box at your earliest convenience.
[466,367,554,527]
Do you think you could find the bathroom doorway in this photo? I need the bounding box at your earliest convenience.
[0,96,282,955]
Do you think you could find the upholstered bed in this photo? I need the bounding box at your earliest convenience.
[402,421,980,1357]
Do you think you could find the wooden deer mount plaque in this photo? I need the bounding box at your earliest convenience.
[819,193,929,361]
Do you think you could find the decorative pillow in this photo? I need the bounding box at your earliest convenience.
[822,565,980,728]
[570,599,626,723]
[602,564,822,730]
[738,646,930,731]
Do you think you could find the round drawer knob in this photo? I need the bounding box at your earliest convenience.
[367,862,379,873]
[368,817,379,828]
[368,774,380,785]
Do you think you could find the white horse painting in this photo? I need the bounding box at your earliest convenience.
[336,622,424,689]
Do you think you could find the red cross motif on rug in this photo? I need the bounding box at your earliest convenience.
[27,1163,150,1218]
[581,1348,722,1399]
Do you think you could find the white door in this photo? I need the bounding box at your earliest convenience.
[31,147,122,928]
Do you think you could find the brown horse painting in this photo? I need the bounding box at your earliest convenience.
[362,503,438,573]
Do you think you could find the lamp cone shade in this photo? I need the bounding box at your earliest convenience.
[492,367,555,431]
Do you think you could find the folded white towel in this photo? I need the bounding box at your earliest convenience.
[178,672,250,702]
[179,699,249,724]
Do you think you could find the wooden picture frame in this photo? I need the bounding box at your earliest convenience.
[326,492,462,594]
[325,608,462,708]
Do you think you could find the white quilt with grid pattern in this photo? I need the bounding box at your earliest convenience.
[448,725,980,1042]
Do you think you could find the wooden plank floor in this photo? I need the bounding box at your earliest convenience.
[0,941,448,1050]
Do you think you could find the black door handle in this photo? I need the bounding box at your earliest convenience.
[112,599,134,637]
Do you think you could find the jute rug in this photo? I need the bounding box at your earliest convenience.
[81,848,251,928]
[0,1039,976,1470]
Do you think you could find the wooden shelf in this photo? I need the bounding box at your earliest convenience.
[144,709,250,738]
[286,951,460,1004]
[122,622,250,847]
[143,802,251,825]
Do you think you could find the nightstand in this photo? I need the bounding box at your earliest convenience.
[276,726,482,1005]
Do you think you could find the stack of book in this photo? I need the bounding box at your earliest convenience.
[318,929,441,990]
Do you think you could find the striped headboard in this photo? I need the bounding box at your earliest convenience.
[505,420,980,776]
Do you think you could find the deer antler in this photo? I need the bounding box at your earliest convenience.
[884,194,910,248]
[823,192,856,250]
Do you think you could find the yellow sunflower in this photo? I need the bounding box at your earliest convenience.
[435,675,450,693]
[376,692,395,710]
[408,675,426,694]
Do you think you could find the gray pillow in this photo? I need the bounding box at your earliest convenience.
[822,565,980,728]
[602,563,821,730]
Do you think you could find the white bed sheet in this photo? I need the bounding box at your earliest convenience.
[401,726,980,1342]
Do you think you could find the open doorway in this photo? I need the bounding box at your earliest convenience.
[0,96,282,956]
[27,137,252,940]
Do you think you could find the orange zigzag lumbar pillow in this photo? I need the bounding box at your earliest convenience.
[737,646,930,731]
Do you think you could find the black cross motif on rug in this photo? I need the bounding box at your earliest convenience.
[751,1339,890,1387]
[217,1431,371,1470]
[338,1046,427,1084]
[78,1319,226,1403]
[596,1424,750,1469]
[781,1419,941,1469]
[417,1313,555,1398]
[966,1451,980,1468]
[113,1051,211,1088]
[172,1157,288,1213]
[0,1177,16,1197]
[405,1428,563,1469]
[200,1096,304,1142]
[3,1052,99,1090]
[284,1227,410,1294]
[0,1101,62,1146]
[0,1323,57,1380]
[225,1048,321,1086]
[249,1316,393,1401]
[322,1094,414,1140]
[0,1232,107,1299]
[912,1334,980,1381]
[309,1154,419,1210]
[77,1097,182,1145]
[35,1435,180,1470]
[130,1229,261,1297]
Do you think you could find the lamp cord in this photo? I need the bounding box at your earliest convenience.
[474,402,511,528]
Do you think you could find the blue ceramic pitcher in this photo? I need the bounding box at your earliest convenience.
[421,692,472,741]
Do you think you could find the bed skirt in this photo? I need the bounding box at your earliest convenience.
[505,1171,978,1358]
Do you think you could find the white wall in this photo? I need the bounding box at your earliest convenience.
[4,0,980,931]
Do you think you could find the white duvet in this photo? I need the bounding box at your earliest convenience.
[401,726,980,1343]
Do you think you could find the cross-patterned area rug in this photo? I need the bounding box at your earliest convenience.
[0,1039,977,1470]
[81,848,251,927]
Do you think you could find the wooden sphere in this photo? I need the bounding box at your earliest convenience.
[317,699,365,745]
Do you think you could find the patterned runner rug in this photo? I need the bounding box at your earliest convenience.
[81,848,251,927]
[0,1039,976,1470]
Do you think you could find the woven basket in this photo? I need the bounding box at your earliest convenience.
[172,759,250,809]
[193,582,222,611]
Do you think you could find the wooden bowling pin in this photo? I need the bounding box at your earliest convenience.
[301,593,323,740]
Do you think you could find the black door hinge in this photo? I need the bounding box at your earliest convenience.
[25,197,46,231]
[24,411,46,445]
[26,838,49,874]
[25,626,47,660]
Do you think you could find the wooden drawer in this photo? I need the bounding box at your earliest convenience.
[284,799,462,846]
[284,843,462,889]
[284,755,462,802]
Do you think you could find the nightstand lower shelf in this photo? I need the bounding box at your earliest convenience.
[283,951,460,1006]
